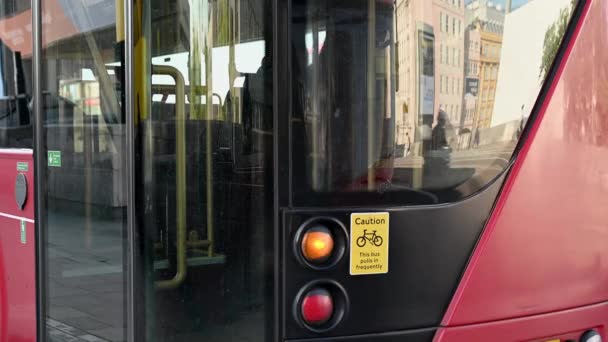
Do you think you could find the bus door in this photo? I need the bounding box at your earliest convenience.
[37,0,273,340]
[131,0,273,340]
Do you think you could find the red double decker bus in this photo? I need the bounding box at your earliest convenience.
[0,0,606,341]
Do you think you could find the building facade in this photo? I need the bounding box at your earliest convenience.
[461,0,505,148]
[395,0,465,152]
[461,23,480,137]
[474,20,503,129]
[435,0,465,129]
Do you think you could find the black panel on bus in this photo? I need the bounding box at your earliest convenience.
[287,328,436,342]
[282,174,504,339]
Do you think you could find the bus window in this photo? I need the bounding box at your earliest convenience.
[0,2,33,149]
[291,0,580,206]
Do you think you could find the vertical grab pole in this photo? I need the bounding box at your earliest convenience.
[367,0,377,190]
[32,0,47,339]
[205,0,215,257]
[123,0,138,339]
[310,10,320,190]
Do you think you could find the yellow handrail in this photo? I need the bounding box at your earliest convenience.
[152,65,187,290]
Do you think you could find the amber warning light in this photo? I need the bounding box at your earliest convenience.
[301,226,335,264]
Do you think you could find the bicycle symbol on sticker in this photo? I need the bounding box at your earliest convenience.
[355,230,383,247]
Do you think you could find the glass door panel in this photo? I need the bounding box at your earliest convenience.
[40,0,127,341]
[133,0,273,340]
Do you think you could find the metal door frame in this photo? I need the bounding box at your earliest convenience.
[32,0,45,339]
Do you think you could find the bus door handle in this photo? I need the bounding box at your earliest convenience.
[151,65,187,290]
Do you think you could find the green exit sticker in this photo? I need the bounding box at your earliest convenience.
[17,162,28,172]
[20,220,26,244]
[48,151,61,167]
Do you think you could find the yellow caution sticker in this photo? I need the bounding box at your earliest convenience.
[350,212,389,275]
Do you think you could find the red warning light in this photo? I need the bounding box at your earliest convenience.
[301,287,334,326]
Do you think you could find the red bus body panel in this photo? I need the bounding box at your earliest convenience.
[0,150,36,342]
[437,303,608,342]
[438,0,608,340]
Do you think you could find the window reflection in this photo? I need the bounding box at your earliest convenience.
[0,1,34,149]
[292,0,579,203]
[136,0,273,340]
[42,0,127,341]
